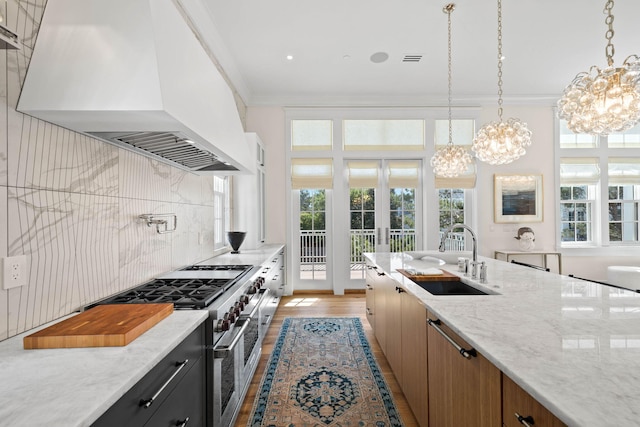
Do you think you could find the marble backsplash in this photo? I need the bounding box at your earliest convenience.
[0,1,220,340]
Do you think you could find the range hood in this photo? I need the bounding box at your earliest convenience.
[17,0,251,174]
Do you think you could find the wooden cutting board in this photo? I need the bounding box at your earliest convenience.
[396,268,461,282]
[23,303,174,349]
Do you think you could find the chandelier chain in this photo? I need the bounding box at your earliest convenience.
[497,0,503,120]
[604,0,615,66]
[444,3,454,146]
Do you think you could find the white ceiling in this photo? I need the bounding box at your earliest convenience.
[187,0,640,107]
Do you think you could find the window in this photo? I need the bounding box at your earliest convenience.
[434,119,474,250]
[213,176,229,250]
[291,120,333,150]
[343,119,424,151]
[299,189,327,280]
[557,119,640,248]
[608,158,640,243]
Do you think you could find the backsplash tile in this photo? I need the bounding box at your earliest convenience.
[0,0,219,341]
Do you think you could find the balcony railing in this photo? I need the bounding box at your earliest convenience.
[299,229,465,269]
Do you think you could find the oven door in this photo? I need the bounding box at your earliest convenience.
[239,288,269,395]
[211,321,245,427]
[211,290,268,426]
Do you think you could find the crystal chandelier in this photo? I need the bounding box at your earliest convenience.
[472,0,532,165]
[557,0,640,135]
[431,3,473,178]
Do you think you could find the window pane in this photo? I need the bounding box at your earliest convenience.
[452,210,464,224]
[609,186,619,200]
[561,223,576,241]
[576,203,588,221]
[434,119,475,147]
[403,212,415,229]
[350,189,363,210]
[573,186,588,200]
[344,119,425,151]
[610,223,622,241]
[292,120,333,150]
[576,223,589,241]
[363,189,375,210]
[561,204,573,221]
[350,212,362,229]
[561,187,572,200]
[609,203,622,221]
[390,211,401,229]
[364,212,375,229]
[608,123,640,148]
[559,120,598,148]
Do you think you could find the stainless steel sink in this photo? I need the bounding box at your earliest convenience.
[412,280,490,296]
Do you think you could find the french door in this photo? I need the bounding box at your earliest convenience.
[341,159,422,287]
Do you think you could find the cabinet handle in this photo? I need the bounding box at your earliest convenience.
[427,319,477,359]
[366,308,373,315]
[366,284,373,290]
[515,412,535,426]
[139,359,189,408]
[176,417,190,427]
[395,286,405,293]
[385,227,389,245]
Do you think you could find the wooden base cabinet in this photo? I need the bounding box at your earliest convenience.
[503,375,567,427]
[400,293,428,426]
[426,312,501,427]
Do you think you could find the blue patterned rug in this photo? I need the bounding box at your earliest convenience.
[247,317,404,426]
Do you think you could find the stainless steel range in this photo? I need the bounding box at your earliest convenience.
[92,263,269,427]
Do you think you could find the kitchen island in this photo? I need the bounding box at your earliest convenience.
[366,252,640,427]
[0,245,284,427]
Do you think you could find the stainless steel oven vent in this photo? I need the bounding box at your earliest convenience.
[88,131,239,172]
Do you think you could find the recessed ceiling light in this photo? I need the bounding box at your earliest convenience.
[286,55,294,60]
[370,52,389,63]
[343,54,351,60]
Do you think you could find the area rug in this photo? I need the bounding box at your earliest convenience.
[247,317,404,426]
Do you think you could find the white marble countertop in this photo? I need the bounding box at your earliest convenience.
[198,244,284,267]
[0,244,284,427]
[365,252,640,427]
[0,310,208,427]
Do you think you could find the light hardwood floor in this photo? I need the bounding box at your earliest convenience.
[234,292,420,427]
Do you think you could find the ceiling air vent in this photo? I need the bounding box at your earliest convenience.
[87,131,238,172]
[402,54,423,63]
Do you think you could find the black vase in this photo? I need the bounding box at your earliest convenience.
[227,231,247,254]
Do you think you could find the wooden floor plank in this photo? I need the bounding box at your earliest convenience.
[234,293,420,427]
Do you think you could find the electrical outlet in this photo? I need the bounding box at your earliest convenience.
[2,255,28,290]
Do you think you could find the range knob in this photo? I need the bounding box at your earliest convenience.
[233,302,243,315]
[226,310,237,324]
[246,286,257,294]
[240,295,250,304]
[216,316,231,332]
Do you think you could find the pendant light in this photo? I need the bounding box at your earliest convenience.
[557,0,640,135]
[472,0,532,165]
[431,3,473,178]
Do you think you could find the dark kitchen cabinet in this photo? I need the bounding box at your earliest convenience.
[92,323,205,427]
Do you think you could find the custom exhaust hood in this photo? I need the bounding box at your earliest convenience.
[17,0,251,174]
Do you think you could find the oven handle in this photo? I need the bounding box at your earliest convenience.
[241,288,270,321]
[213,317,251,358]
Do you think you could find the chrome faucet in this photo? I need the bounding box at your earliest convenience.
[439,223,480,279]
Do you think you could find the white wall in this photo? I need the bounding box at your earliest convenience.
[246,107,287,245]
[246,104,640,284]
[0,1,220,341]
